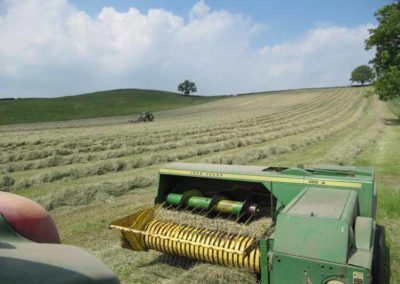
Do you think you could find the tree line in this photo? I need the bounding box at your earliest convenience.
[351,2,399,101]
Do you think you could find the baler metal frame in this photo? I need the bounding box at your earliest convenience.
[111,162,380,284]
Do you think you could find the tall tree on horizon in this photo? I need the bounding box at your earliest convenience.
[366,3,400,100]
[178,80,197,96]
[350,65,374,86]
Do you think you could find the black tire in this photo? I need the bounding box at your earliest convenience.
[372,225,385,284]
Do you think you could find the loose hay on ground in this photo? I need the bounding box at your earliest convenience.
[154,207,273,238]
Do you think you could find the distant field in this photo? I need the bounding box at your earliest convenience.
[0,89,218,125]
[0,86,398,283]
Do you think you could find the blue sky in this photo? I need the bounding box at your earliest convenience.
[0,0,393,97]
[69,0,389,45]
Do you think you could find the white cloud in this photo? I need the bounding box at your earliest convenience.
[0,0,374,98]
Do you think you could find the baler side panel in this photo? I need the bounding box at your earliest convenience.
[269,253,371,284]
[273,188,358,264]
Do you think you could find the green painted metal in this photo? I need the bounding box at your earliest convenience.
[166,193,182,205]
[259,239,268,284]
[165,193,244,215]
[269,252,371,284]
[348,244,375,270]
[348,219,375,270]
[214,199,243,215]
[355,217,373,251]
[181,189,203,205]
[151,162,378,283]
[157,162,376,217]
[280,168,312,176]
[273,187,357,264]
[348,221,375,270]
[187,196,212,209]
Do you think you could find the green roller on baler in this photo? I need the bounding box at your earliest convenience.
[110,162,382,284]
[165,189,258,215]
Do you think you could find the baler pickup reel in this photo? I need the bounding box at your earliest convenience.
[110,163,380,284]
[110,199,263,273]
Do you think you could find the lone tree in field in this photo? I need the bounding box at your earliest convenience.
[350,65,374,86]
[365,2,400,100]
[178,80,197,96]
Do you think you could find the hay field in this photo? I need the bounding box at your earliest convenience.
[1,86,396,283]
[0,89,217,125]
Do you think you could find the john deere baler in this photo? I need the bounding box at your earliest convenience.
[111,162,381,284]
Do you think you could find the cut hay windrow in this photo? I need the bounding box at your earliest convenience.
[2,90,354,172]
[0,89,342,165]
[9,93,362,190]
[36,175,155,210]
[204,95,368,165]
[0,93,350,173]
[317,97,384,165]
[0,88,346,157]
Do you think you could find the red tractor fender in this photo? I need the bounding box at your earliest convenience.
[0,192,61,243]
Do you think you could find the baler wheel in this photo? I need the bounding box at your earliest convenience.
[372,225,386,284]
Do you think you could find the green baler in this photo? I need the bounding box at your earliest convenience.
[111,162,382,284]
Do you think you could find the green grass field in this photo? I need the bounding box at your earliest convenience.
[388,98,400,118]
[354,101,400,283]
[0,86,398,283]
[0,89,218,125]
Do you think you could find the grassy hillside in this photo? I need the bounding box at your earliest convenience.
[355,102,400,282]
[2,87,397,283]
[0,89,218,125]
[388,98,400,117]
